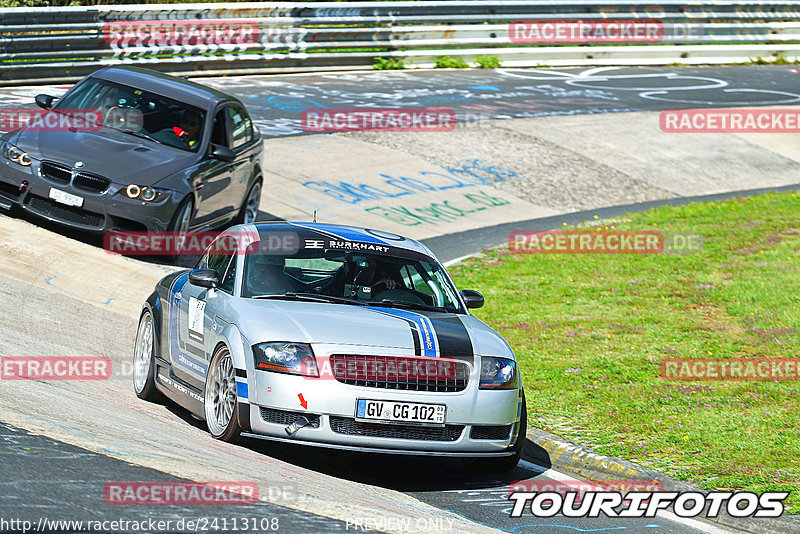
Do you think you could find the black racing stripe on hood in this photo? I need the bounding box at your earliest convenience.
[425,314,474,359]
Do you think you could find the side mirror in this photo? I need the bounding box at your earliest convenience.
[210,144,236,163]
[35,94,56,109]
[461,289,484,309]
[189,268,219,289]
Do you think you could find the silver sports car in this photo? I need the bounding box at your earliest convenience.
[133,222,527,471]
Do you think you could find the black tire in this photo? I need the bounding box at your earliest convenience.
[132,310,164,402]
[235,179,261,225]
[204,346,243,442]
[465,391,527,473]
[165,197,193,262]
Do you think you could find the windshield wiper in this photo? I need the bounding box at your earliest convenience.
[115,128,160,144]
[366,299,450,314]
[252,292,359,305]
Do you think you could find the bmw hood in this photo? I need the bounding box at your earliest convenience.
[10,128,196,185]
[236,300,513,360]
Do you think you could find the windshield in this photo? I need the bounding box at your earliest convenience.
[55,78,206,152]
[241,242,464,313]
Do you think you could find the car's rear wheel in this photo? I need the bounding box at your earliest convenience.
[204,346,242,442]
[236,179,261,225]
[465,391,527,473]
[133,310,163,402]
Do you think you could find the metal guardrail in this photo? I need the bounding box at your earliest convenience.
[1,1,800,85]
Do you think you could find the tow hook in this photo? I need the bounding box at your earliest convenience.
[285,416,310,436]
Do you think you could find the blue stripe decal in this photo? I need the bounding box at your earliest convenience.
[169,274,208,378]
[236,381,249,400]
[291,223,389,246]
[367,307,439,358]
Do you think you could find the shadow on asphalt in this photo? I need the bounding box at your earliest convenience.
[163,399,553,492]
[6,205,284,269]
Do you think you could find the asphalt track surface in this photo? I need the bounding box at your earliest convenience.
[0,66,788,533]
[196,65,800,138]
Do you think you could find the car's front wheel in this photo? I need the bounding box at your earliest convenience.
[166,197,193,260]
[132,310,163,402]
[236,179,261,225]
[204,346,242,442]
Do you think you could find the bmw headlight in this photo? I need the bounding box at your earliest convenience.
[2,142,31,167]
[119,184,170,203]
[479,357,517,390]
[253,342,319,377]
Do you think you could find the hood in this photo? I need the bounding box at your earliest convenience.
[12,128,196,186]
[235,299,482,360]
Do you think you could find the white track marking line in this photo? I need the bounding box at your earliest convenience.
[517,461,737,534]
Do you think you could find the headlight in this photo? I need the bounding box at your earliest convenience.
[479,357,517,390]
[2,142,31,167]
[120,184,169,203]
[253,342,319,377]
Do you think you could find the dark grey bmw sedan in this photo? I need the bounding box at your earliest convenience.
[0,66,263,235]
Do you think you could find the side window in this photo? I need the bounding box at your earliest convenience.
[227,104,252,149]
[219,255,237,294]
[205,251,233,294]
[211,109,228,147]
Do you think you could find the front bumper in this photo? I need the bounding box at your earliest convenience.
[0,158,181,233]
[242,347,524,454]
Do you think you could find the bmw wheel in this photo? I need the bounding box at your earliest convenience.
[133,310,162,402]
[237,180,261,225]
[165,197,193,261]
[204,346,242,442]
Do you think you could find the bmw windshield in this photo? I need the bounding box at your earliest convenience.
[55,78,206,152]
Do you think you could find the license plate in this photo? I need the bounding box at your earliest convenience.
[49,187,83,207]
[356,399,446,425]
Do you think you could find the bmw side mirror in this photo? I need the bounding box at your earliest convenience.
[461,289,484,309]
[35,94,56,109]
[210,144,236,163]
[189,268,219,289]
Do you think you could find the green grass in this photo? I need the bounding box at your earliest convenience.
[449,191,800,512]
[475,55,502,69]
[433,55,470,69]
[373,57,406,70]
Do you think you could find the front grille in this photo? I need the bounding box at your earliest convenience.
[471,425,512,440]
[26,194,104,228]
[40,161,71,184]
[329,354,469,392]
[330,416,464,441]
[73,172,110,193]
[260,407,320,428]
